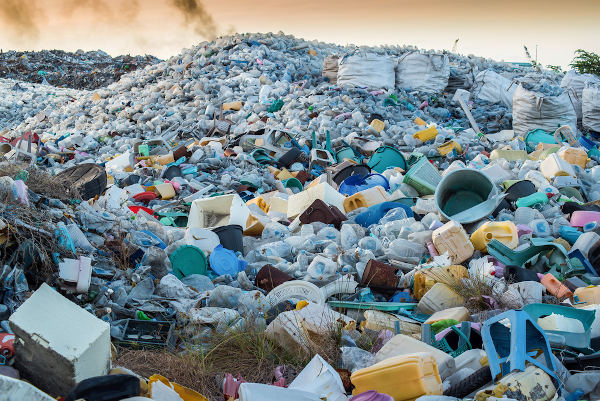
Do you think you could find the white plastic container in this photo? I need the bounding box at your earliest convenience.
[184,227,220,254]
[540,153,576,180]
[188,193,250,230]
[453,349,487,372]
[432,221,474,264]
[417,283,464,315]
[287,182,345,219]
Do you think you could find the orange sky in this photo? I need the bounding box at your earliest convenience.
[1,0,599,69]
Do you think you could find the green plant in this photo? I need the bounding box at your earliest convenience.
[546,65,562,73]
[570,49,600,76]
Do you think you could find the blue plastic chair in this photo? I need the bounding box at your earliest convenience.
[481,310,560,389]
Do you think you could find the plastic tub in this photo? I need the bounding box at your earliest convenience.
[212,225,243,253]
[188,193,250,229]
[332,164,371,185]
[525,129,557,152]
[403,157,442,196]
[435,168,499,224]
[209,245,246,276]
[168,245,208,279]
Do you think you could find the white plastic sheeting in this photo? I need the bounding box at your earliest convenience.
[396,52,450,93]
[561,69,600,120]
[472,69,517,108]
[337,53,396,91]
[582,85,600,132]
[512,84,577,137]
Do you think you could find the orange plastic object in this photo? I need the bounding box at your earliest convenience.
[541,273,573,300]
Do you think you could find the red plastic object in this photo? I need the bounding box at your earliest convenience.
[223,373,246,399]
[10,131,39,146]
[132,191,157,203]
[0,333,15,359]
[128,205,155,216]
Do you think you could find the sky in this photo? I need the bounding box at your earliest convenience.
[0,0,599,69]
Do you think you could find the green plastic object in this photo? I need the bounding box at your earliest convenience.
[431,319,459,334]
[282,177,303,192]
[168,245,208,279]
[515,192,549,208]
[525,129,557,152]
[422,321,472,357]
[402,157,442,196]
[268,99,284,112]
[523,303,596,353]
[327,300,416,312]
[368,146,407,173]
[336,147,359,162]
[487,238,576,275]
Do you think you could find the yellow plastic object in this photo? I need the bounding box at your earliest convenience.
[155,183,176,200]
[223,101,242,111]
[413,265,468,301]
[267,166,280,175]
[276,168,295,180]
[343,186,388,213]
[558,147,588,168]
[246,196,270,213]
[489,149,528,161]
[155,153,175,166]
[370,119,385,133]
[243,214,265,236]
[432,221,474,264]
[470,221,518,252]
[351,353,443,401]
[574,286,600,307]
[424,306,470,324]
[413,126,438,142]
[414,117,427,126]
[149,374,208,401]
[296,300,309,309]
[308,49,317,56]
[437,141,462,156]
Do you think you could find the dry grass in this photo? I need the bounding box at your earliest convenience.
[115,319,343,399]
[0,162,78,201]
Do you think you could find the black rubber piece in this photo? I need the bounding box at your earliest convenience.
[55,163,107,200]
[444,366,492,398]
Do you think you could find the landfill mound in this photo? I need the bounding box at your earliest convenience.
[1,32,600,401]
[0,49,160,89]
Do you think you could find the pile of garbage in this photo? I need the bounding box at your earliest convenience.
[0,49,159,89]
[1,32,600,401]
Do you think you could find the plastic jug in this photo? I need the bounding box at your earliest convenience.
[417,283,464,315]
[558,147,588,168]
[470,221,518,252]
[431,221,474,264]
[540,153,576,179]
[343,186,388,213]
[413,265,469,300]
[541,273,573,300]
[352,353,443,401]
[574,286,600,307]
[453,349,488,372]
[413,126,439,142]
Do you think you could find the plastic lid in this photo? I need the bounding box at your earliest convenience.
[168,245,208,279]
[209,245,243,276]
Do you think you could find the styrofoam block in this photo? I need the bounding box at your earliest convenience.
[9,283,111,395]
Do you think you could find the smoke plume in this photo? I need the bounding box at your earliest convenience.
[171,0,218,39]
[0,0,42,40]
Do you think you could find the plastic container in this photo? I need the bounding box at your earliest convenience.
[368,146,407,173]
[343,186,388,213]
[339,173,390,196]
[212,225,243,253]
[184,228,220,255]
[351,390,393,401]
[574,286,600,307]
[417,283,464,315]
[489,149,528,161]
[413,126,439,142]
[424,307,470,324]
[435,168,499,224]
[453,349,488,372]
[188,193,250,230]
[525,129,557,152]
[332,164,371,185]
[265,281,325,306]
[541,273,573,300]
[470,221,518,251]
[558,147,588,168]
[540,153,576,179]
[515,192,549,208]
[403,158,442,196]
[355,202,413,227]
[570,211,600,227]
[431,221,474,264]
[413,265,469,300]
[352,353,443,401]
[255,264,293,292]
[287,182,345,219]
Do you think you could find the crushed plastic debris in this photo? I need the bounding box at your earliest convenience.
[0,32,600,401]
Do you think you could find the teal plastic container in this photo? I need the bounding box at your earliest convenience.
[368,146,407,173]
[402,157,442,195]
[515,192,548,208]
[525,129,557,152]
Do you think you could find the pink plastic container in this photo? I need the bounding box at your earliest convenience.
[570,211,600,227]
